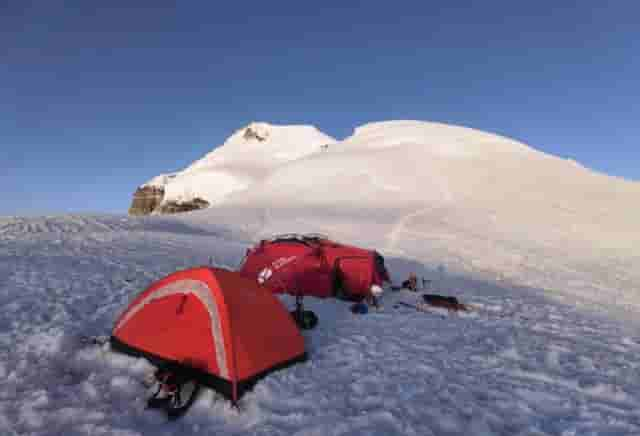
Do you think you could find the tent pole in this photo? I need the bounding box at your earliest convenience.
[296,295,304,318]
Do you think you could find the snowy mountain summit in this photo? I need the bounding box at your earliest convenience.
[128,122,335,215]
[127,120,640,309]
[128,120,539,216]
[140,119,639,311]
[345,120,536,156]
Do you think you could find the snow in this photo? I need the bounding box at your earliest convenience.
[142,173,177,189]
[142,122,336,205]
[162,169,252,206]
[346,120,536,156]
[2,120,640,435]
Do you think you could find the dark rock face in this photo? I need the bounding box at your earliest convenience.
[242,126,268,141]
[157,198,210,214]
[128,185,210,216]
[128,186,165,216]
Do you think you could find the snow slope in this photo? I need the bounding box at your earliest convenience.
[1,214,640,436]
[2,120,640,435]
[182,120,640,312]
[143,122,335,206]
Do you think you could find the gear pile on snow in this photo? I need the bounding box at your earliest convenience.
[239,233,390,301]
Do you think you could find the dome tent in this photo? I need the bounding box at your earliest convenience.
[110,267,307,403]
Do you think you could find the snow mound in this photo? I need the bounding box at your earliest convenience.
[139,120,539,208]
[189,122,335,170]
[344,120,537,156]
[142,173,177,189]
[143,122,336,205]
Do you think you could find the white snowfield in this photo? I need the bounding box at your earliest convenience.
[144,122,335,206]
[2,120,640,435]
[187,120,640,312]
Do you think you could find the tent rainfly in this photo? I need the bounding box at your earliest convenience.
[110,267,307,403]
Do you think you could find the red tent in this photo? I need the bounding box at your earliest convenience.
[239,234,390,300]
[110,267,307,402]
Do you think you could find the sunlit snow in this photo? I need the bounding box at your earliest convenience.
[1,121,639,435]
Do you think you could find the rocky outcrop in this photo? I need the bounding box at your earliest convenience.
[128,185,210,216]
[242,125,269,141]
[157,198,210,214]
[128,186,165,216]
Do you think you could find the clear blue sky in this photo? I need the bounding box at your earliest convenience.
[2,1,638,215]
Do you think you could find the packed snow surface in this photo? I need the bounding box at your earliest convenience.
[2,120,640,435]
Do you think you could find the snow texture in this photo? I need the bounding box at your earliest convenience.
[142,122,336,206]
[2,120,640,435]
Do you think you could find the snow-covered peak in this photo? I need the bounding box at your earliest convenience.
[142,173,177,189]
[137,122,336,207]
[227,121,272,142]
[206,120,639,310]
[345,120,536,156]
[188,122,335,171]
